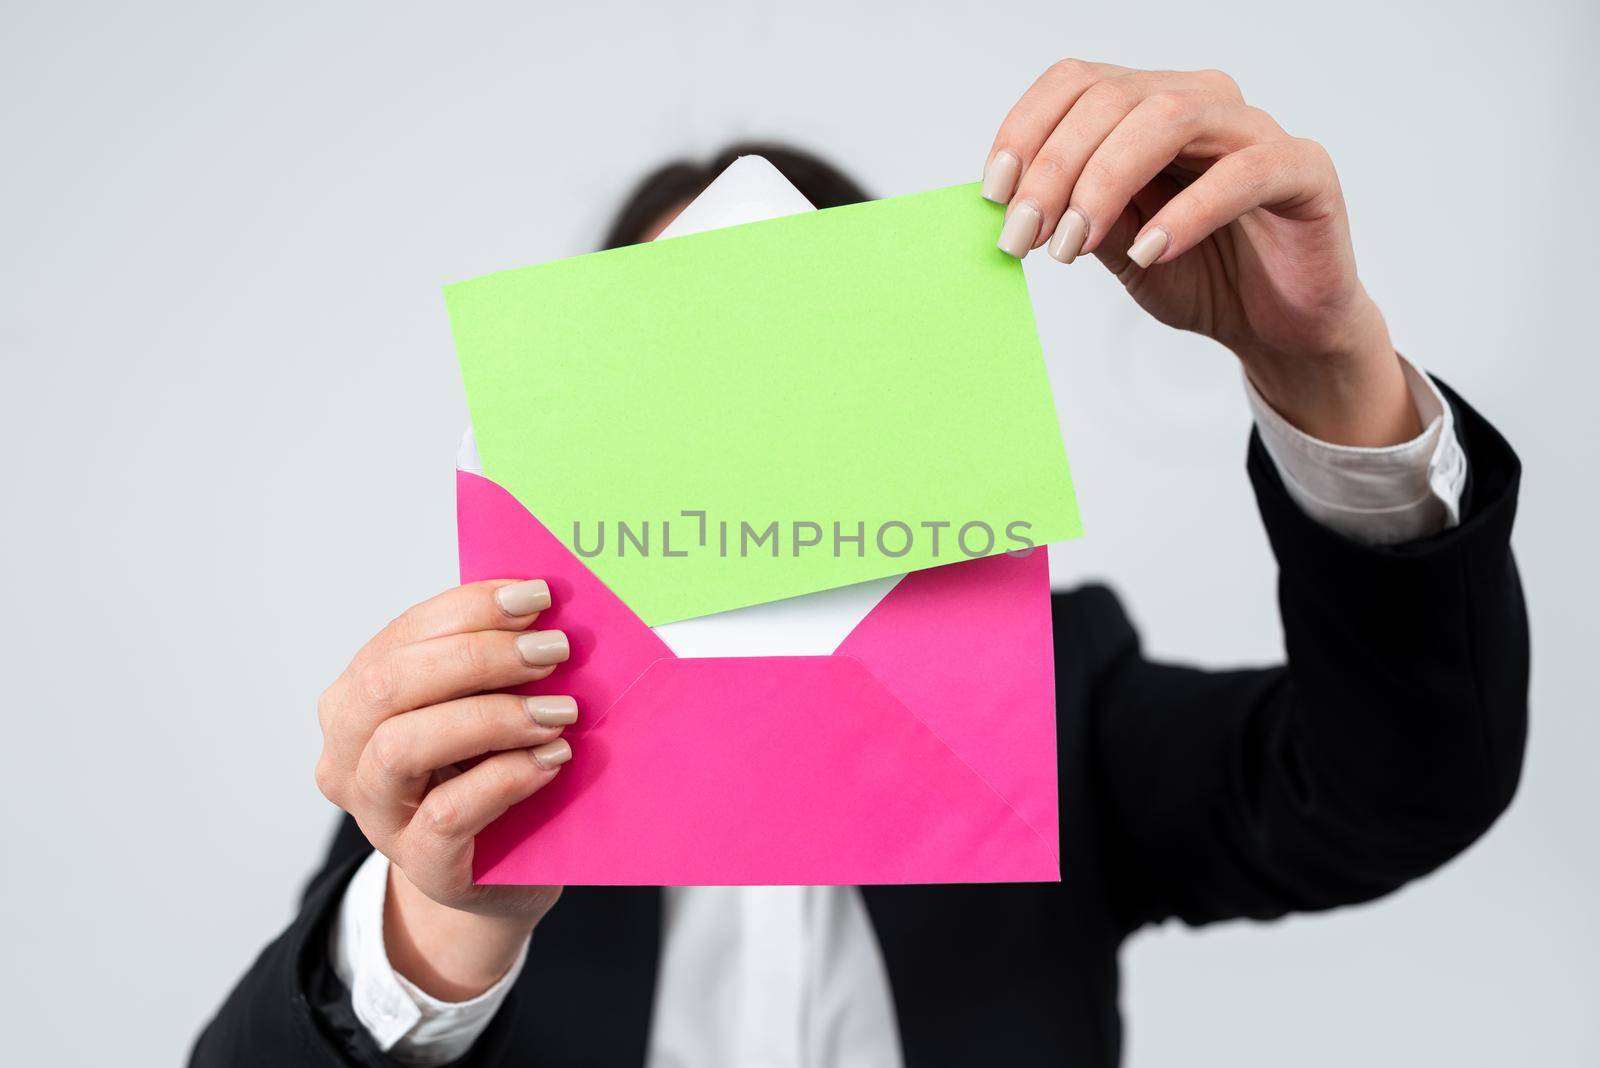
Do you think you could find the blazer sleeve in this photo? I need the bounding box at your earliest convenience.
[1093,381,1528,933]
[188,816,527,1067]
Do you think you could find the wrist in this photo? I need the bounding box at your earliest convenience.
[384,865,537,1002]
[1236,294,1421,447]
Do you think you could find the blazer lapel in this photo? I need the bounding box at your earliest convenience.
[504,886,663,1065]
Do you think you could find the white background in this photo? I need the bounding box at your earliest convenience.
[2,1,1596,1063]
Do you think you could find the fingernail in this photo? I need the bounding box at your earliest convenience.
[997,201,1041,258]
[495,579,550,617]
[980,150,1021,203]
[1127,227,1170,268]
[516,629,569,667]
[1047,208,1089,264]
[531,737,572,770]
[525,695,579,727]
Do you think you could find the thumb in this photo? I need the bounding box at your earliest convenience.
[1089,204,1145,279]
[1090,172,1182,280]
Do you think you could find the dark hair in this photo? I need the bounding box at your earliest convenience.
[599,142,871,250]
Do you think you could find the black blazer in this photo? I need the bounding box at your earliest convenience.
[192,382,1527,1067]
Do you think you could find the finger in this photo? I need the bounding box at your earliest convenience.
[1069,96,1284,260]
[1089,175,1185,282]
[367,579,555,658]
[996,72,1251,259]
[1122,139,1337,268]
[349,626,572,726]
[995,73,1148,255]
[1086,202,1150,279]
[398,742,574,892]
[355,693,579,819]
[1010,87,1272,263]
[982,59,1124,203]
[318,620,571,804]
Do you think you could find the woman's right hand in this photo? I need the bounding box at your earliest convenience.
[314,578,577,1001]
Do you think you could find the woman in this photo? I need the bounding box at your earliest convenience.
[193,60,1527,1067]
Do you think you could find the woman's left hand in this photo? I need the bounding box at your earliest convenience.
[983,60,1419,447]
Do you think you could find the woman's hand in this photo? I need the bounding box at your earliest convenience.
[314,579,577,1001]
[983,59,1420,447]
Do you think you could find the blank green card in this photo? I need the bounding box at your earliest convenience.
[446,182,1080,625]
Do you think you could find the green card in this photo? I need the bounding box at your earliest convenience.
[446,182,1081,626]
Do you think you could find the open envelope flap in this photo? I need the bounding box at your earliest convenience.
[473,656,1061,885]
[458,470,671,718]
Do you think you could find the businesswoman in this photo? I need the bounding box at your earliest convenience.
[193,60,1527,1067]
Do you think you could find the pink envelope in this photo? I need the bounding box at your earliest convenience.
[460,469,1060,885]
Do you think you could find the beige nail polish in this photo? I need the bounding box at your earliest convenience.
[495,579,550,617]
[516,629,570,667]
[531,737,572,770]
[1127,227,1170,268]
[525,695,579,727]
[1047,209,1089,264]
[980,150,1021,203]
[997,201,1041,258]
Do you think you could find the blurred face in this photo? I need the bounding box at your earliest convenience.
[638,199,691,243]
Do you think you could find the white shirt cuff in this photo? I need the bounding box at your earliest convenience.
[1244,356,1467,545]
[329,851,530,1066]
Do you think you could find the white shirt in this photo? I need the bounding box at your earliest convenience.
[332,358,1465,1067]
